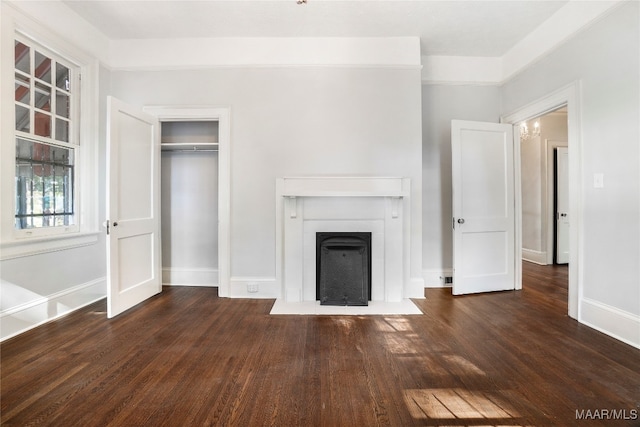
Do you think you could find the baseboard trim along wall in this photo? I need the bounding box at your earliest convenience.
[229,277,279,298]
[522,249,548,265]
[0,278,106,342]
[162,268,218,287]
[423,269,454,288]
[580,297,640,350]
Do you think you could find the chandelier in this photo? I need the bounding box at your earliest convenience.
[520,120,541,140]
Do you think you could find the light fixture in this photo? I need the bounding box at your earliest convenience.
[520,119,541,140]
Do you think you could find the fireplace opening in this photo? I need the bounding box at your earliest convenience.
[316,232,372,306]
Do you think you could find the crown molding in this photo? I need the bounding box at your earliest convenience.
[501,0,624,82]
[421,0,625,85]
[108,37,422,70]
[5,0,625,83]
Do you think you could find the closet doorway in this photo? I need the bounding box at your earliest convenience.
[161,121,219,287]
[144,107,231,296]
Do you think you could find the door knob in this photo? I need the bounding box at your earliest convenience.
[457,218,465,224]
[113,222,118,227]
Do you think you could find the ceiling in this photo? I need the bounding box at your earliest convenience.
[62,0,569,57]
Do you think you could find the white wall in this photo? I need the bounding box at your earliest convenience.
[112,66,424,295]
[502,1,639,344]
[161,150,219,286]
[521,131,543,254]
[421,84,501,285]
[0,1,110,340]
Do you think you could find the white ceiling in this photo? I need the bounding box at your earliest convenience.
[62,0,569,57]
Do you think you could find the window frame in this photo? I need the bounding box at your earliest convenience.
[1,8,100,260]
[13,34,81,235]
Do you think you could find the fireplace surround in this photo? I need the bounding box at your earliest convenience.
[276,177,412,303]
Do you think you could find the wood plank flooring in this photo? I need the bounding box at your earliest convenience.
[2,262,639,426]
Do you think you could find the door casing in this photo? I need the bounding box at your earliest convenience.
[143,106,231,297]
[501,81,582,320]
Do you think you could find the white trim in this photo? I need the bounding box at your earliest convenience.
[108,37,421,70]
[580,298,640,350]
[421,56,502,85]
[522,249,547,265]
[162,268,218,287]
[1,277,106,342]
[107,63,423,73]
[501,1,624,82]
[229,277,279,299]
[0,5,101,259]
[513,122,523,290]
[501,81,582,320]
[280,176,409,198]
[423,269,453,288]
[409,277,426,298]
[0,232,99,260]
[275,177,413,303]
[419,2,624,85]
[545,139,569,264]
[143,106,231,298]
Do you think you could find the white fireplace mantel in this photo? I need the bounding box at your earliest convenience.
[275,177,411,303]
[280,176,409,198]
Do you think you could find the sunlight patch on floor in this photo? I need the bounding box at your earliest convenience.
[382,333,420,354]
[443,354,487,376]
[404,388,522,423]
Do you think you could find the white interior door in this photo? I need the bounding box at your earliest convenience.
[555,147,570,264]
[106,96,161,318]
[451,120,516,295]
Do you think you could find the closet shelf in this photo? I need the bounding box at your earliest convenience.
[161,142,219,152]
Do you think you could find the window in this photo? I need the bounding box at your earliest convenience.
[1,13,99,260]
[13,38,78,232]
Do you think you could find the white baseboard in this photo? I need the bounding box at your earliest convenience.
[580,298,640,349]
[423,269,453,288]
[407,276,426,298]
[522,248,547,265]
[1,277,106,342]
[162,267,218,287]
[229,277,279,298]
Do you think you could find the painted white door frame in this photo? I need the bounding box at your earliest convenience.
[501,81,582,320]
[555,147,570,264]
[143,106,231,297]
[545,139,568,265]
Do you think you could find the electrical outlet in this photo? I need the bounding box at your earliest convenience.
[444,276,453,284]
[247,283,259,293]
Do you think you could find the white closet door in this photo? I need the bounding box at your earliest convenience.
[106,97,161,318]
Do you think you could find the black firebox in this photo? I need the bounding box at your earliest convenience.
[316,232,372,306]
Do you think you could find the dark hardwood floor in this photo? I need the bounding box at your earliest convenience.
[2,262,639,426]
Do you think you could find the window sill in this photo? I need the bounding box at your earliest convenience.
[0,231,100,260]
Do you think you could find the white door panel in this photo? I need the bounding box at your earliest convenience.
[452,120,516,295]
[107,97,161,318]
